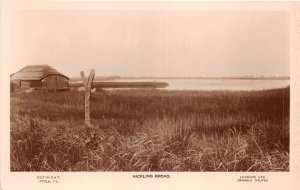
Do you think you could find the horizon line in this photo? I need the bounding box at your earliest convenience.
[69,75,290,79]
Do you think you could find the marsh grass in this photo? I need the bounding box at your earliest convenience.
[10,87,289,171]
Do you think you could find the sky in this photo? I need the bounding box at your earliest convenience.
[6,4,290,78]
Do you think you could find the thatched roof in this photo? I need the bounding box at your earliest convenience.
[11,64,69,81]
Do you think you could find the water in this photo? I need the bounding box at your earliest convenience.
[111,78,290,91]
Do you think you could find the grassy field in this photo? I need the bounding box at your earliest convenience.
[10,87,289,171]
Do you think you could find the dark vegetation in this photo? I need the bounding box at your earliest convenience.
[69,81,168,89]
[10,87,289,171]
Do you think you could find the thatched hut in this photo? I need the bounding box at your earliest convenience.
[10,64,69,92]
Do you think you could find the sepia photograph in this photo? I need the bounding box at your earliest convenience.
[8,2,290,172]
[1,0,300,190]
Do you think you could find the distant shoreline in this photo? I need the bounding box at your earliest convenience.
[70,76,290,81]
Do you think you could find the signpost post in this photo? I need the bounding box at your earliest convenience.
[80,69,95,128]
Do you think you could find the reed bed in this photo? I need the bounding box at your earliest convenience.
[10,87,289,171]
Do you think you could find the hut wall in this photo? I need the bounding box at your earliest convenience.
[43,75,69,91]
[56,76,69,90]
[19,80,42,88]
[29,80,42,87]
[11,80,42,92]
[10,80,21,92]
[10,82,18,92]
[20,81,30,88]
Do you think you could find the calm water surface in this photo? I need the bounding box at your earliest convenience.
[112,78,290,91]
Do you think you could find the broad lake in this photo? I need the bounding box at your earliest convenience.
[111,78,290,91]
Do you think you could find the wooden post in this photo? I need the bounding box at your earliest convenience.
[80,69,95,128]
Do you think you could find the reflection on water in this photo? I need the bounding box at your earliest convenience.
[111,78,290,91]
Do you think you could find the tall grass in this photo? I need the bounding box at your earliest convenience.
[10,87,289,171]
